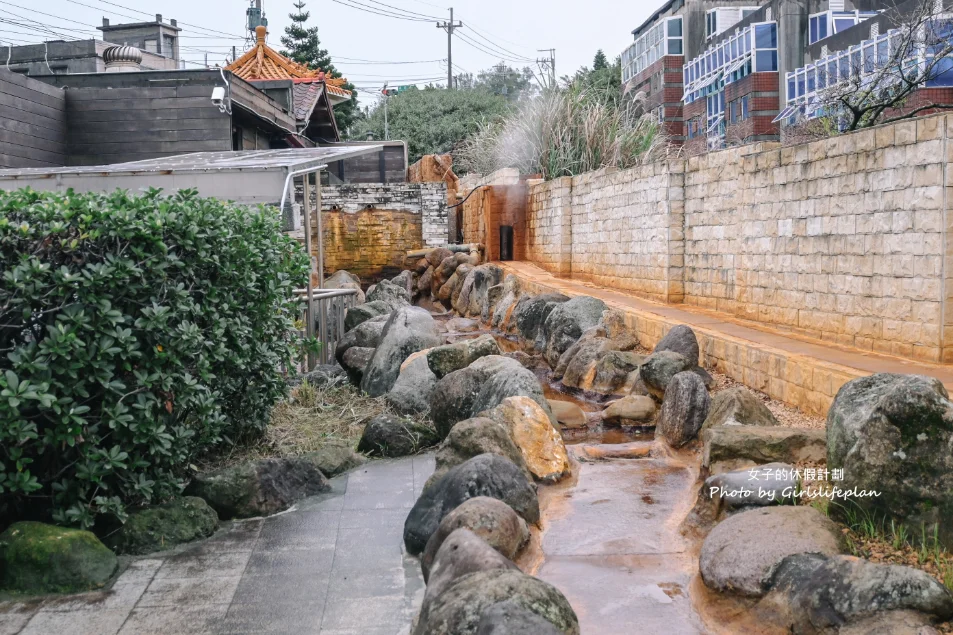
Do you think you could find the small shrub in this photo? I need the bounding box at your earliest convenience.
[0,188,308,528]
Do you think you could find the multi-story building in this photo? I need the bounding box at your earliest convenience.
[621,0,762,143]
[623,0,887,153]
[780,0,953,129]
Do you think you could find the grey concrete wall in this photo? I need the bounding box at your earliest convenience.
[0,69,67,169]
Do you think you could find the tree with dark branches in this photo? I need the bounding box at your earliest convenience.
[809,0,953,132]
[280,1,361,133]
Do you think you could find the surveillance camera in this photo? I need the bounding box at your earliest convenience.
[211,86,226,106]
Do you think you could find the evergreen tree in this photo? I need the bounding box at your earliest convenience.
[593,50,609,71]
[280,1,361,134]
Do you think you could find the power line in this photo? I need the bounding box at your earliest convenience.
[464,26,534,62]
[358,0,442,20]
[329,0,432,22]
[455,32,529,64]
[62,0,248,40]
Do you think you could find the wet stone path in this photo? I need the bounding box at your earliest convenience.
[533,444,706,634]
[0,455,434,635]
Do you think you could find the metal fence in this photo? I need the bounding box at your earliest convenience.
[294,287,360,369]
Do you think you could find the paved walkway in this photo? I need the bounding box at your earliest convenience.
[0,455,434,635]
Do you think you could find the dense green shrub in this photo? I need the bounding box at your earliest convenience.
[0,188,308,528]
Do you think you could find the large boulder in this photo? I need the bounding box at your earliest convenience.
[552,328,605,380]
[288,364,346,389]
[421,497,530,581]
[361,307,441,397]
[512,294,570,352]
[699,506,844,597]
[475,600,563,635]
[391,269,415,296]
[185,457,331,519]
[344,300,394,332]
[0,522,117,593]
[366,277,412,306]
[335,314,388,366]
[654,324,700,365]
[325,269,365,305]
[703,386,778,430]
[404,454,540,555]
[559,337,610,389]
[656,371,710,448]
[826,373,953,548]
[303,440,366,477]
[639,351,693,400]
[591,351,645,395]
[761,553,953,634]
[427,335,503,379]
[601,395,657,426]
[702,426,828,475]
[686,463,798,534]
[430,355,552,439]
[490,275,523,330]
[430,417,532,489]
[433,254,464,294]
[110,497,218,556]
[542,296,608,368]
[357,414,439,457]
[549,400,587,429]
[454,264,505,317]
[419,529,519,627]
[412,569,579,635]
[481,397,571,483]
[386,354,438,415]
[447,317,481,333]
[451,264,475,308]
[341,346,375,386]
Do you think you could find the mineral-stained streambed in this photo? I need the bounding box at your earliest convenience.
[442,317,785,634]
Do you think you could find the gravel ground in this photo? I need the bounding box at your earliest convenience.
[707,369,826,430]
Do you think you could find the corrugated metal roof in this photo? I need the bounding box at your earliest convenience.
[0,147,383,180]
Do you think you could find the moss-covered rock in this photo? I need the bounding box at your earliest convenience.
[0,521,117,593]
[357,414,440,458]
[303,440,366,477]
[110,497,218,556]
[185,457,331,519]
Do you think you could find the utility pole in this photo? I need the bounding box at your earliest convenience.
[436,8,462,89]
[537,48,556,86]
[382,83,389,140]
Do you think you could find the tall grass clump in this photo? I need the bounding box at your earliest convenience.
[456,85,667,179]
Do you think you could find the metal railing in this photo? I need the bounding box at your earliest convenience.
[294,287,360,369]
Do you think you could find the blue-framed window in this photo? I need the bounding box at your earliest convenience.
[781,19,953,124]
[809,10,881,45]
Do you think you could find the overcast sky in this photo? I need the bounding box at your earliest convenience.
[3,0,655,107]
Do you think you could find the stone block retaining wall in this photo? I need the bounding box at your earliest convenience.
[521,113,953,364]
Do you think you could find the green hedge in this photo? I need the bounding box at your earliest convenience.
[0,188,308,528]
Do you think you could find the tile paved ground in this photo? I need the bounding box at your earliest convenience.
[0,455,434,635]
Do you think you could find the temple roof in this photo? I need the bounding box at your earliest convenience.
[225,26,351,103]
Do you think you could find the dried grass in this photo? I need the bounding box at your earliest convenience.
[455,86,668,179]
[197,380,414,471]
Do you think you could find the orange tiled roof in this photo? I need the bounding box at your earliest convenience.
[225,26,351,99]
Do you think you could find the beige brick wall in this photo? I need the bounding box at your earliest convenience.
[526,163,685,303]
[521,113,953,364]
